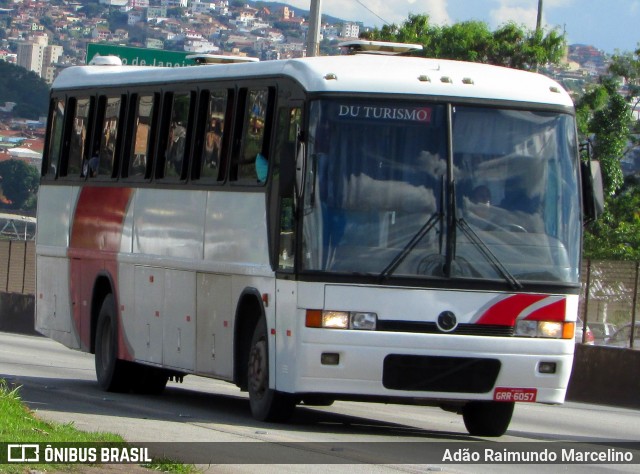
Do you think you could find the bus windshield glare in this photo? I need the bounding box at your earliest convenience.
[302,99,581,285]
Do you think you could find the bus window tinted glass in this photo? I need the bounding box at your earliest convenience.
[93,96,122,178]
[130,94,154,178]
[67,98,91,177]
[238,88,269,183]
[201,90,228,180]
[164,92,191,179]
[46,99,65,177]
[303,100,446,274]
[452,107,581,284]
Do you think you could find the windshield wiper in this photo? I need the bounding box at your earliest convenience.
[457,218,523,290]
[379,177,444,282]
[447,179,522,290]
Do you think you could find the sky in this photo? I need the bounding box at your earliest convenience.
[270,0,640,54]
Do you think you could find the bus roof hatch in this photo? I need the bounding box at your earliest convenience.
[186,54,260,65]
[338,40,423,56]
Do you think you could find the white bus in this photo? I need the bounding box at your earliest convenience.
[36,45,600,437]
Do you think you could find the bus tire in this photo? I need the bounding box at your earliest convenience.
[462,401,514,437]
[94,294,131,392]
[248,318,296,422]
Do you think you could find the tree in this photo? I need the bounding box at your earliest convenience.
[79,3,106,19]
[576,77,631,196]
[0,61,50,119]
[107,11,128,32]
[0,160,40,212]
[583,183,640,260]
[361,14,565,71]
[576,77,637,260]
[609,47,640,125]
[39,16,55,32]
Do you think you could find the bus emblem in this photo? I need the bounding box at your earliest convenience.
[436,311,458,333]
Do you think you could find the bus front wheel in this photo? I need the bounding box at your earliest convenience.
[247,318,296,422]
[95,294,131,392]
[462,401,514,437]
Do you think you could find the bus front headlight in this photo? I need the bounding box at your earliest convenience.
[306,310,377,330]
[515,320,569,339]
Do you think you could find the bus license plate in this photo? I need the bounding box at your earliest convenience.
[493,387,537,402]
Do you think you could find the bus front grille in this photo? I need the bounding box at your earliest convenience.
[376,321,514,337]
[382,355,501,393]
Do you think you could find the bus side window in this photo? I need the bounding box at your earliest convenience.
[161,91,193,181]
[198,89,230,182]
[90,95,124,179]
[233,87,274,185]
[43,98,65,178]
[128,94,155,179]
[63,97,92,178]
[273,106,301,270]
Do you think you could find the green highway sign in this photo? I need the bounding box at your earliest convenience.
[86,44,196,67]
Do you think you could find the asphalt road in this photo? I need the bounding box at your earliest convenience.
[1,331,639,473]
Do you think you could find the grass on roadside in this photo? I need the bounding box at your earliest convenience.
[0,379,196,473]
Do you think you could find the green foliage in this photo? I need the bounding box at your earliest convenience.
[0,160,40,211]
[361,14,566,71]
[584,183,640,260]
[0,379,196,472]
[576,78,631,196]
[39,16,55,32]
[107,11,129,32]
[0,61,50,119]
[577,68,636,259]
[167,7,185,18]
[79,2,107,18]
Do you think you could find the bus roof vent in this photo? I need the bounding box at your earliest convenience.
[338,40,423,56]
[186,53,259,65]
[88,54,123,66]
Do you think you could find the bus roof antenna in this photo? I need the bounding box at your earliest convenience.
[338,40,423,56]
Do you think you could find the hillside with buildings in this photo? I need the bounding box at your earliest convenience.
[0,0,611,85]
[0,0,617,184]
[0,0,368,82]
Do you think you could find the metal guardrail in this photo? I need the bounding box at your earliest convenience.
[0,213,36,241]
[580,259,639,349]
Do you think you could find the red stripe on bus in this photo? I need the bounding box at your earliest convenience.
[475,294,548,325]
[522,298,566,322]
[69,186,133,356]
[70,187,133,251]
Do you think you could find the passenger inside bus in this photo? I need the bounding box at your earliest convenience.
[501,176,540,214]
[255,152,268,183]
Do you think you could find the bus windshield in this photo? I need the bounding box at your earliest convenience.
[302,99,581,285]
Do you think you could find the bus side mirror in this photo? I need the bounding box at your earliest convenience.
[581,160,604,222]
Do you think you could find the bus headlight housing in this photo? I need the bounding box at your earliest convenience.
[306,310,377,330]
[515,320,572,339]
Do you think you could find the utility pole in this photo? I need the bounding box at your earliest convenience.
[536,0,543,32]
[306,0,322,57]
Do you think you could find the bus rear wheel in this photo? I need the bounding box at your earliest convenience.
[462,401,514,437]
[247,318,296,422]
[94,294,131,392]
